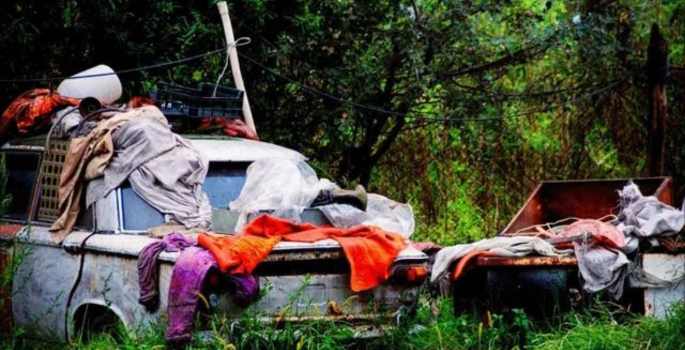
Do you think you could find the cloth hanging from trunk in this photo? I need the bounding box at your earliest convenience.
[556,220,630,299]
[198,214,407,292]
[430,236,571,283]
[165,246,258,342]
[138,233,195,310]
[572,238,630,299]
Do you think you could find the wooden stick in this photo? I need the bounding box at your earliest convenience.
[217,1,257,134]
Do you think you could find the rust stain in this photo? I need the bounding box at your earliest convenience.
[476,256,578,267]
[0,224,22,238]
[326,299,343,316]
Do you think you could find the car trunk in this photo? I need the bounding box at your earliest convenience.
[207,240,427,325]
[60,231,427,328]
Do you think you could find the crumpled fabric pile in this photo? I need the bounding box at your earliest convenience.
[571,182,684,299]
[199,214,407,292]
[229,158,415,238]
[199,118,259,140]
[50,105,212,242]
[86,111,211,230]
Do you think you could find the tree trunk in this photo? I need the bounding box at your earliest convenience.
[646,23,669,176]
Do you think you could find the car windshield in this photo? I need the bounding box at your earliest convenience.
[120,161,250,231]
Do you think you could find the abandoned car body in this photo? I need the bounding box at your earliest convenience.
[0,135,428,341]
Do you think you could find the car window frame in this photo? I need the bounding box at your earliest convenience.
[0,149,43,224]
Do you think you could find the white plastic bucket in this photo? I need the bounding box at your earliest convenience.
[57,65,122,104]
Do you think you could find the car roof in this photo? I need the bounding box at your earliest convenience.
[2,134,306,163]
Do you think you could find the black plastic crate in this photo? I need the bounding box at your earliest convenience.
[153,82,244,119]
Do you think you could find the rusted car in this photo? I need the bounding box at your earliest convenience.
[0,135,427,341]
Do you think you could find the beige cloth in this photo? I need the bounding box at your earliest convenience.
[147,222,204,239]
[430,236,573,283]
[49,106,167,243]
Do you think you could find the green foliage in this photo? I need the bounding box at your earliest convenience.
[4,299,685,350]
[1,0,684,249]
[0,155,11,215]
[531,303,685,350]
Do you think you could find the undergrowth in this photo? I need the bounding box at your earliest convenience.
[3,298,685,350]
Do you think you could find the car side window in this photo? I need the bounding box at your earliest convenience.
[203,162,249,209]
[0,151,41,222]
[120,184,166,231]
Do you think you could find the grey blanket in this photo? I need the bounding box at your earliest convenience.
[87,115,211,230]
[574,181,685,299]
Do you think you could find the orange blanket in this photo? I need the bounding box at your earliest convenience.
[198,215,407,292]
[0,89,79,140]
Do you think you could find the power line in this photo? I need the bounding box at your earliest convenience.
[0,46,233,83]
[238,52,412,117]
[410,80,624,125]
[230,16,626,124]
[238,50,624,123]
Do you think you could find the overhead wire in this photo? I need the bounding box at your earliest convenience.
[227,19,624,124]
[409,79,625,125]
[238,52,412,117]
[0,46,231,83]
[238,50,624,124]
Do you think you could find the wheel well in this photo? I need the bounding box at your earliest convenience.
[73,303,122,341]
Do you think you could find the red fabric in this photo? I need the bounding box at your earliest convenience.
[198,214,407,292]
[559,219,625,249]
[0,89,79,138]
[450,251,497,281]
[221,119,258,140]
[198,118,258,140]
[130,96,155,108]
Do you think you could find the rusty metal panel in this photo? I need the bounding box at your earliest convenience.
[503,177,673,235]
[214,273,418,324]
[503,183,544,236]
[642,253,685,319]
[476,256,578,267]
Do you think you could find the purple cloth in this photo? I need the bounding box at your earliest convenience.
[138,233,195,310]
[228,274,259,306]
[139,233,260,343]
[165,247,216,342]
[165,247,260,342]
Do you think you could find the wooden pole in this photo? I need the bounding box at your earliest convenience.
[217,1,257,134]
[646,23,668,176]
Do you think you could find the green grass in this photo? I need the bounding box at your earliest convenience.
[3,298,685,350]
